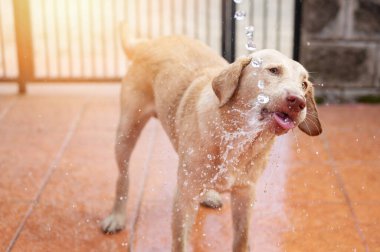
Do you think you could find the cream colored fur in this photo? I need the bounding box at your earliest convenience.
[101,35,322,252]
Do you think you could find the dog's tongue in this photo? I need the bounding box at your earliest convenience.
[274,112,295,130]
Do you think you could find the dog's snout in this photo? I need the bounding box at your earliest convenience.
[286,95,306,111]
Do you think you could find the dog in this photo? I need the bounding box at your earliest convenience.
[101,34,322,251]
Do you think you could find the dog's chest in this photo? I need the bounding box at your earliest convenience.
[210,133,272,191]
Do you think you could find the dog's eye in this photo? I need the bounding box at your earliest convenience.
[268,67,280,75]
[302,81,308,90]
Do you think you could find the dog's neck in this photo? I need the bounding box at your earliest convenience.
[218,103,276,160]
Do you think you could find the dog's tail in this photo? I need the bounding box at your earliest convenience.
[119,22,135,59]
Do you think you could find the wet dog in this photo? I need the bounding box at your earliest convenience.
[101,35,322,251]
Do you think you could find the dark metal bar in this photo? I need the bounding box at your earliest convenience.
[293,0,302,61]
[65,0,73,76]
[77,0,84,76]
[53,0,61,77]
[0,0,7,77]
[276,0,282,50]
[12,0,35,93]
[41,0,50,77]
[101,0,107,76]
[262,0,268,48]
[221,0,236,62]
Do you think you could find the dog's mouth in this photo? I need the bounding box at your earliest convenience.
[261,109,296,131]
[273,112,295,130]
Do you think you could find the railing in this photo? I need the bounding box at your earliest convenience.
[0,0,300,94]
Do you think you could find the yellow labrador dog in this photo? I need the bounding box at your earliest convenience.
[102,35,322,251]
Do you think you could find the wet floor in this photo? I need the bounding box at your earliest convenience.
[0,85,379,251]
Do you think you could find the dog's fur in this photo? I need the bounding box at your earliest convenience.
[101,35,322,251]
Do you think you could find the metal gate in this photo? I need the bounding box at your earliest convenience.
[0,0,301,93]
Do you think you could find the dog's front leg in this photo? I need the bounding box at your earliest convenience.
[231,185,255,252]
[172,186,199,252]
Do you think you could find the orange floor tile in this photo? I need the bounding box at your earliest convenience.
[0,85,379,252]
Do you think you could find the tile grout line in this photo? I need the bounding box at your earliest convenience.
[321,134,370,252]
[0,98,17,122]
[5,102,86,252]
[128,120,158,252]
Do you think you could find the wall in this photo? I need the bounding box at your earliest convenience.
[300,0,380,102]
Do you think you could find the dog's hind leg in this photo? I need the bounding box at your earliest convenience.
[102,84,154,234]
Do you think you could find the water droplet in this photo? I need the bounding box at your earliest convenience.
[257,80,264,89]
[321,83,324,87]
[245,25,254,38]
[297,148,301,153]
[121,242,128,247]
[187,148,194,155]
[207,154,212,160]
[251,57,263,68]
[234,0,243,3]
[257,94,269,104]
[306,41,310,46]
[234,11,246,21]
[245,40,256,51]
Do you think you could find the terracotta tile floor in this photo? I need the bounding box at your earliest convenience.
[1,85,379,252]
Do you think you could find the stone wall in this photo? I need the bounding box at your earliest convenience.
[300,0,380,102]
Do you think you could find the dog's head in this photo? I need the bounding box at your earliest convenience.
[212,49,322,136]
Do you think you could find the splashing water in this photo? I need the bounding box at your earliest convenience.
[257,94,269,104]
[245,26,255,39]
[291,129,301,154]
[251,58,263,68]
[245,40,256,51]
[210,107,264,184]
[257,80,265,89]
[234,11,246,21]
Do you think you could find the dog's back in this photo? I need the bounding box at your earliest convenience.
[123,36,226,148]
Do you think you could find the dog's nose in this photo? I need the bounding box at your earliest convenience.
[286,95,306,111]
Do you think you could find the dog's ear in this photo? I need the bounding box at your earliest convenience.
[298,84,322,136]
[212,56,252,107]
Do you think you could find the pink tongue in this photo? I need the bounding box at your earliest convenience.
[274,113,295,130]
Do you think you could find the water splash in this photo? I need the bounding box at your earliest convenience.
[245,26,255,38]
[257,80,265,89]
[257,94,269,104]
[291,129,301,154]
[245,40,256,51]
[210,107,264,184]
[234,11,246,21]
[233,0,244,3]
[251,58,263,68]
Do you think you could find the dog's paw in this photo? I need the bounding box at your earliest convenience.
[200,189,223,209]
[101,213,126,234]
